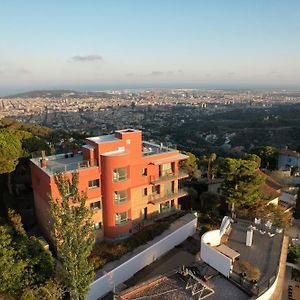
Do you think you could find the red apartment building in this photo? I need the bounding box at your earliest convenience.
[30,129,188,241]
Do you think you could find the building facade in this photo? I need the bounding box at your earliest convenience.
[278,148,300,170]
[30,129,188,241]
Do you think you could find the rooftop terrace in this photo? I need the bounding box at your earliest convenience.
[227,219,283,297]
[31,152,97,176]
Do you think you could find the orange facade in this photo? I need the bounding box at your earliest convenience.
[30,129,188,241]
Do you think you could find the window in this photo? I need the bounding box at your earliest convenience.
[160,163,174,177]
[152,185,160,195]
[113,167,127,181]
[142,168,147,176]
[92,222,102,230]
[114,190,127,204]
[159,201,171,213]
[115,211,128,225]
[90,201,101,210]
[171,199,175,207]
[165,181,174,195]
[142,187,148,196]
[88,179,100,188]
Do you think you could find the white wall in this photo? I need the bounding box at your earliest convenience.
[87,214,197,300]
[200,230,232,277]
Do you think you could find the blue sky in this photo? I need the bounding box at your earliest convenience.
[1,0,300,94]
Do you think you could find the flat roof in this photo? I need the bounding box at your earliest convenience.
[227,219,283,287]
[31,153,97,175]
[86,134,119,144]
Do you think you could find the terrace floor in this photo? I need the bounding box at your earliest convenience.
[227,219,283,286]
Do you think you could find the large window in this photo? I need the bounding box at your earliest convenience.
[90,201,101,210]
[159,201,171,213]
[159,162,174,177]
[165,181,175,195]
[115,211,128,225]
[113,167,127,182]
[88,179,100,189]
[114,190,128,204]
[152,185,160,195]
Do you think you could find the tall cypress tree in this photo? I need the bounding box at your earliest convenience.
[49,172,95,300]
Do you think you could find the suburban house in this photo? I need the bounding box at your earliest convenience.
[278,148,300,171]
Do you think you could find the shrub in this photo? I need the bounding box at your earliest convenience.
[288,244,300,264]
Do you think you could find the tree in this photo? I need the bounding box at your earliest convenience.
[0,225,27,296]
[249,146,277,169]
[49,173,95,300]
[20,280,64,300]
[0,213,55,298]
[0,129,22,194]
[220,158,264,217]
[200,191,220,212]
[207,153,217,182]
[180,151,200,180]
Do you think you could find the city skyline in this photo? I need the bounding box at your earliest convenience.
[1,0,300,95]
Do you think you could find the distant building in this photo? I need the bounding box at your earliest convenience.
[278,148,300,170]
[30,129,188,242]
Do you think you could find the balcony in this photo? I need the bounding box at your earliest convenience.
[148,189,188,204]
[150,170,188,184]
[142,141,174,157]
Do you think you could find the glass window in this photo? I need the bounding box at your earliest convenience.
[142,187,148,196]
[115,211,128,225]
[159,201,171,213]
[142,168,147,176]
[113,167,127,181]
[160,163,173,177]
[92,222,102,230]
[114,190,127,204]
[90,201,101,210]
[88,179,100,188]
[165,181,175,195]
[152,185,160,195]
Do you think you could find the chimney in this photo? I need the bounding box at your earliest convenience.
[40,158,47,168]
[246,227,253,247]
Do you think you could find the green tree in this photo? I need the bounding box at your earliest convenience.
[0,225,27,296]
[180,151,200,180]
[249,146,277,169]
[8,208,26,236]
[207,153,217,182]
[20,280,64,300]
[0,129,22,194]
[49,173,95,300]
[200,191,221,212]
[220,158,264,217]
[0,213,55,298]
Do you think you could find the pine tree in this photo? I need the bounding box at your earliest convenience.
[49,172,95,300]
[220,158,264,217]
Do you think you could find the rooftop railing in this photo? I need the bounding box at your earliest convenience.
[142,141,174,157]
[148,189,188,204]
[46,159,98,175]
